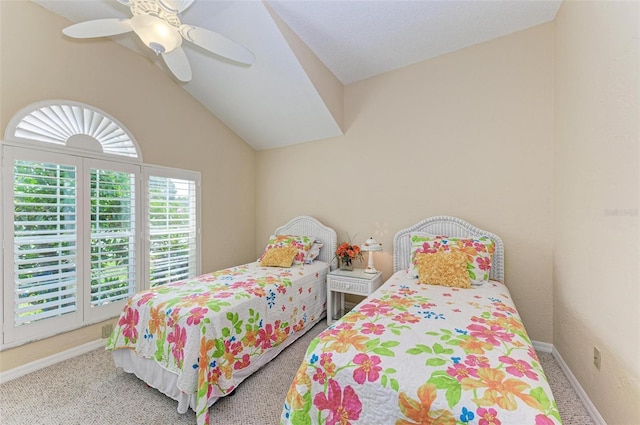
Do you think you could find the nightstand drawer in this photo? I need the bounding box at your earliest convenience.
[326,269,382,325]
[328,279,370,295]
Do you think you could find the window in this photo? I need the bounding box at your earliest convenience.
[86,160,141,320]
[146,170,199,287]
[2,101,200,348]
[12,157,78,327]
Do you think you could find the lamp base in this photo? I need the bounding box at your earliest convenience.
[364,250,379,274]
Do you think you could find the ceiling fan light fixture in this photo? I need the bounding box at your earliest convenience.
[62,0,254,82]
[130,14,181,54]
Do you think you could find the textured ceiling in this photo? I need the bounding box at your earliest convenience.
[30,0,561,150]
[269,0,562,85]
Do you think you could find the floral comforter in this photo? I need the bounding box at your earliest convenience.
[106,261,328,425]
[281,271,562,425]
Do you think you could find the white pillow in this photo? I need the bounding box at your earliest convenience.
[305,241,324,264]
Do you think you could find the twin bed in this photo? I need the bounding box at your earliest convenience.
[106,216,337,425]
[281,216,561,425]
[107,215,561,425]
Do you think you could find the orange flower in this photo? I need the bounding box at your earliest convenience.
[148,305,165,336]
[335,241,364,264]
[397,382,456,425]
[491,316,525,334]
[177,292,211,307]
[243,329,258,346]
[197,336,216,388]
[381,295,414,309]
[286,362,313,410]
[454,241,482,263]
[459,335,494,355]
[223,350,235,366]
[222,363,233,380]
[461,368,542,411]
[323,328,368,353]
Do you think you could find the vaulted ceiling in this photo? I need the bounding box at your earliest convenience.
[32,0,561,150]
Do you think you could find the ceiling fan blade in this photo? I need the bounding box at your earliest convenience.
[180,25,255,66]
[162,47,192,82]
[63,19,133,39]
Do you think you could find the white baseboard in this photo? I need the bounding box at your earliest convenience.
[532,339,553,353]
[0,339,105,384]
[552,347,607,425]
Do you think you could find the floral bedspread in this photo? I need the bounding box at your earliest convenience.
[281,271,562,425]
[106,261,328,425]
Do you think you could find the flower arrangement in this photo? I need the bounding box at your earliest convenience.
[335,241,363,270]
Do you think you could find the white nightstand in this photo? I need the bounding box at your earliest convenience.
[327,268,383,325]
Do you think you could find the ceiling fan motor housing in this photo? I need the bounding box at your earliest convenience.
[129,0,182,27]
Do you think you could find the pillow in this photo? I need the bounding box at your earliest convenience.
[259,234,315,265]
[305,241,324,264]
[409,233,495,286]
[260,246,297,267]
[416,251,470,288]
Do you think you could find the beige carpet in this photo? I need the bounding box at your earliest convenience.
[0,321,595,425]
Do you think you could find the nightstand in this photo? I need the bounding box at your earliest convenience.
[326,268,383,325]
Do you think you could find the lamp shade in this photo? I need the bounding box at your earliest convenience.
[362,237,383,252]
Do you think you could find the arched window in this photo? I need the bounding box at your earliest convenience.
[2,101,199,348]
[5,100,141,159]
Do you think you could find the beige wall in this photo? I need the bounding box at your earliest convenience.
[4,3,638,423]
[553,2,640,424]
[0,1,256,371]
[257,23,555,342]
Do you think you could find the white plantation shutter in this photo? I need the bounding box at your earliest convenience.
[2,102,201,347]
[90,168,136,306]
[147,172,199,287]
[12,160,78,325]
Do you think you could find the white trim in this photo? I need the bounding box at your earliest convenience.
[533,339,553,353]
[0,339,105,384]
[552,346,607,425]
[0,138,142,166]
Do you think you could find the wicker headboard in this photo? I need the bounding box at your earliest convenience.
[274,216,338,270]
[392,216,504,282]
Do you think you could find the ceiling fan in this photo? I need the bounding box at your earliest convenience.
[62,0,256,82]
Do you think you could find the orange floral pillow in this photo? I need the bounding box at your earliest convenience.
[260,246,298,267]
[259,234,315,265]
[416,251,471,288]
[410,233,495,286]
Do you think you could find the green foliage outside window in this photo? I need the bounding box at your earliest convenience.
[90,169,135,305]
[12,161,195,324]
[14,161,77,323]
[148,176,194,287]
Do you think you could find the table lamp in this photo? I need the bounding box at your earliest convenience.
[362,237,383,274]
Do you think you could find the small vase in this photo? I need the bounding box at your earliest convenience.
[339,258,353,271]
